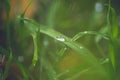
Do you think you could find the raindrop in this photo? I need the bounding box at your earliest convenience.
[18,56,24,62]
[105,58,109,62]
[95,2,103,12]
[80,46,83,49]
[56,36,65,42]
[84,31,88,34]
[43,40,49,46]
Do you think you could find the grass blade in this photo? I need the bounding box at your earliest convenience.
[40,26,101,66]
[47,0,61,28]
[22,0,34,17]
[72,31,109,41]
[4,48,13,79]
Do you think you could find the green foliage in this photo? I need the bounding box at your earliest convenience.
[1,0,120,80]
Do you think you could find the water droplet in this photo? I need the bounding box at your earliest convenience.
[84,31,88,34]
[80,46,83,49]
[18,56,24,62]
[95,2,103,12]
[105,58,109,61]
[56,36,65,42]
[43,40,49,46]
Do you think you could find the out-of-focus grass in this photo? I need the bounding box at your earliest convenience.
[1,0,120,80]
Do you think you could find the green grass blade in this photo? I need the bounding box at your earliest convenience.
[22,0,34,17]
[110,7,118,38]
[64,68,90,80]
[17,17,40,69]
[5,0,11,48]
[21,18,108,79]
[57,69,70,78]
[72,31,109,58]
[4,49,13,79]
[72,31,109,41]
[43,58,58,80]
[4,0,10,19]
[47,0,61,28]
[16,63,29,80]
[106,0,115,70]
[30,33,39,69]
[109,42,116,68]
[40,26,100,65]
[58,47,67,57]
[106,0,111,33]
[106,1,120,79]
[16,17,39,67]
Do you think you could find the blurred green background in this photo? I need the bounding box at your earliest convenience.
[0,0,120,80]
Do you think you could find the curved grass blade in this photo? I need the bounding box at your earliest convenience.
[30,33,38,69]
[72,31,109,41]
[107,0,119,71]
[72,31,109,58]
[40,26,102,66]
[17,17,40,69]
[64,68,90,80]
[56,30,109,61]
[21,18,107,79]
[110,7,118,38]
